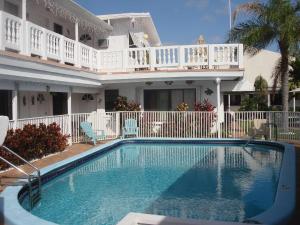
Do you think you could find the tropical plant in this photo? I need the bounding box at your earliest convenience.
[176,102,189,111]
[113,96,141,111]
[229,0,300,112]
[1,123,68,170]
[194,99,215,111]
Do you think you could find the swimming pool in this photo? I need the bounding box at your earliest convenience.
[1,139,296,225]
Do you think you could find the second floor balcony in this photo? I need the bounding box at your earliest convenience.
[0,10,244,75]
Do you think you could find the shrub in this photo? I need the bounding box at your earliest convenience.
[194,99,215,111]
[114,96,141,111]
[1,123,69,170]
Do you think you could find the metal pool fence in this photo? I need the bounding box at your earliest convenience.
[8,111,300,144]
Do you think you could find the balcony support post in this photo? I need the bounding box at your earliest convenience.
[67,87,73,145]
[12,83,19,130]
[0,11,3,51]
[216,78,221,138]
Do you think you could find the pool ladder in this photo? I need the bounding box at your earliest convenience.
[0,145,42,210]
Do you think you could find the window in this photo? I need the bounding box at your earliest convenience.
[144,89,196,111]
[98,39,109,49]
[230,94,241,106]
[105,90,119,111]
[4,1,19,17]
[0,90,12,119]
[54,23,63,35]
[271,93,282,105]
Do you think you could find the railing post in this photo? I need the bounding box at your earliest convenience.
[20,0,29,56]
[178,46,185,69]
[208,44,214,69]
[238,44,244,69]
[149,47,156,71]
[116,112,120,138]
[41,28,47,60]
[122,49,128,72]
[74,21,80,68]
[59,35,64,64]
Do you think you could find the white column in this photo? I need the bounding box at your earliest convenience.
[267,93,271,107]
[12,85,19,129]
[293,92,296,112]
[216,78,221,138]
[21,0,28,55]
[67,88,72,144]
[74,21,80,67]
[96,89,105,114]
[228,94,231,111]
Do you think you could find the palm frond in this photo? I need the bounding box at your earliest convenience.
[228,19,275,54]
[232,1,264,23]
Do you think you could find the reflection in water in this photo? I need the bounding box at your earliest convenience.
[29,143,282,225]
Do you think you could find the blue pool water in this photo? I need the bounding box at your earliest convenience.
[22,142,283,225]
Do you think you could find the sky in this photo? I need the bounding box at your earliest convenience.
[75,0,252,45]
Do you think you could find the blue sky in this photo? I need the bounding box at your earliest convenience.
[75,0,250,45]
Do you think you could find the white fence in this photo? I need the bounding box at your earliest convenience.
[0,11,243,73]
[7,111,300,145]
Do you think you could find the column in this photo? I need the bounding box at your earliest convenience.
[293,92,296,112]
[267,93,271,108]
[67,88,72,144]
[12,84,19,129]
[21,0,28,55]
[216,78,221,138]
[0,1,4,50]
[228,94,231,111]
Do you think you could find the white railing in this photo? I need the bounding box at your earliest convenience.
[6,111,300,145]
[0,11,244,73]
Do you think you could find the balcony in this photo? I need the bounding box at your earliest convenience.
[0,11,244,74]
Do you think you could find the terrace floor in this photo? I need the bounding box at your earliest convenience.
[0,141,299,225]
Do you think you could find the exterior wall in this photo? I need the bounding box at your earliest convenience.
[72,93,98,114]
[244,50,281,88]
[104,80,223,111]
[18,91,52,118]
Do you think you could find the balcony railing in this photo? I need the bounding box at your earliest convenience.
[0,11,244,73]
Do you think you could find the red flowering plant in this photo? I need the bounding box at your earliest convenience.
[0,123,68,170]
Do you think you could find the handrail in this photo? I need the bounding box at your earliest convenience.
[0,156,31,177]
[1,146,40,176]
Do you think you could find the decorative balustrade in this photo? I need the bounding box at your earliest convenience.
[0,11,244,73]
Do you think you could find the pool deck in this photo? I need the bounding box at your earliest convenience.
[0,141,299,225]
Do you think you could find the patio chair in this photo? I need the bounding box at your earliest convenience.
[122,119,139,138]
[80,122,105,145]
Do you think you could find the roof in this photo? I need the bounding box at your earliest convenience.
[97,12,161,46]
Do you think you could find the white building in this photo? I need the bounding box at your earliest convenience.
[0,0,297,122]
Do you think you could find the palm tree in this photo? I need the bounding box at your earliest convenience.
[228,0,300,113]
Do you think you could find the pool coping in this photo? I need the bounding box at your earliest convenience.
[0,138,296,225]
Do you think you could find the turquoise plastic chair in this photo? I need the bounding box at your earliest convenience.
[122,119,139,138]
[80,122,105,145]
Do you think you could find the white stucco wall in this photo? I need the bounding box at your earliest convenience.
[19,91,52,118]
[244,50,281,88]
